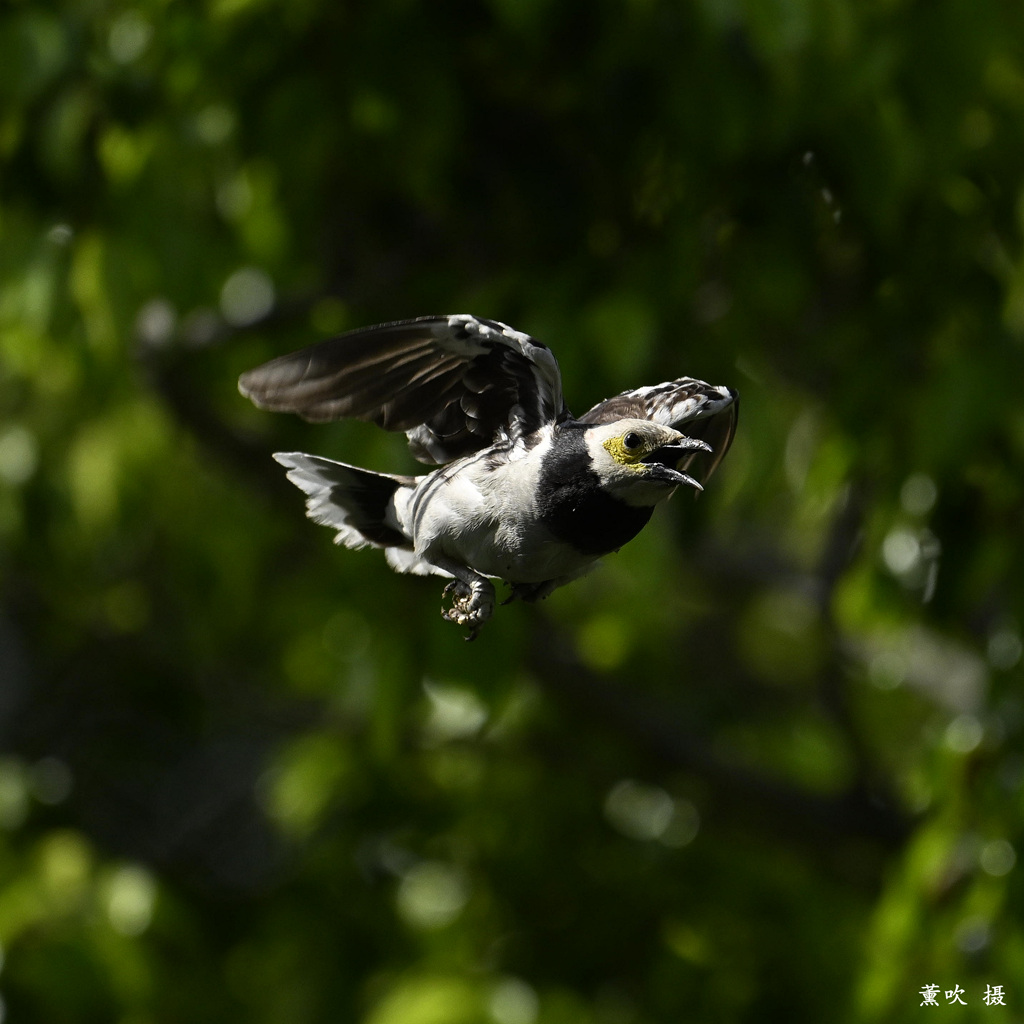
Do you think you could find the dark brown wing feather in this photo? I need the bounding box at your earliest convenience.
[238,315,568,464]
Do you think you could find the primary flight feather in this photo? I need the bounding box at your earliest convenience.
[239,314,737,636]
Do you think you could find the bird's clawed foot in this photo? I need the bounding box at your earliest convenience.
[441,578,496,641]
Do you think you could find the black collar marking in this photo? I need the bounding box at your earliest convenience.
[536,424,655,556]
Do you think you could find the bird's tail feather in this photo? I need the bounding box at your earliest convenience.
[273,452,415,550]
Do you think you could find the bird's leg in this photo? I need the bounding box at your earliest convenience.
[503,579,560,604]
[432,558,496,640]
[503,566,592,606]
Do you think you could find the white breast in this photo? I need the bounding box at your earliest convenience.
[393,429,591,583]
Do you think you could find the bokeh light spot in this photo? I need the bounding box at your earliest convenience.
[104,864,157,935]
[220,267,274,326]
[396,862,469,930]
[0,425,39,485]
[979,839,1016,877]
[489,978,539,1024]
[108,11,151,64]
[945,714,984,754]
[900,473,938,516]
[604,780,675,842]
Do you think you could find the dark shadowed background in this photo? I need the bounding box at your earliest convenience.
[1,1,1023,1021]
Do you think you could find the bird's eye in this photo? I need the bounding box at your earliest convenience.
[623,431,642,451]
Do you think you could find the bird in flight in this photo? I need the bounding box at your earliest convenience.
[239,314,737,637]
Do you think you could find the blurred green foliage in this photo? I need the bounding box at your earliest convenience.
[2,0,1024,1021]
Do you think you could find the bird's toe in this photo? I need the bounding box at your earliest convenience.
[440,578,495,635]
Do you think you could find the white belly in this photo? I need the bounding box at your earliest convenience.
[394,446,595,583]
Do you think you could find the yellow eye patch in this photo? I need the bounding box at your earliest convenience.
[602,432,649,467]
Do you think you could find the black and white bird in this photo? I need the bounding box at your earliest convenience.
[239,314,737,636]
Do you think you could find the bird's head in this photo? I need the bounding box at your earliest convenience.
[583,418,711,506]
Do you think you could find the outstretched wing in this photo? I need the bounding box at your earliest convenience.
[579,379,738,482]
[238,314,568,464]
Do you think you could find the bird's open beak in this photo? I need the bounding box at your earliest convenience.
[641,438,712,491]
